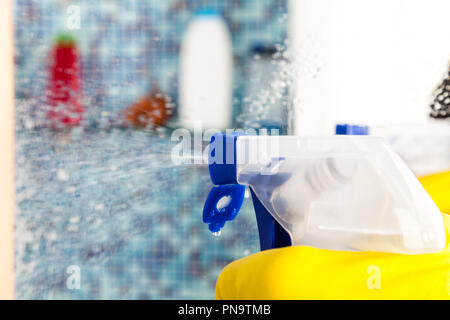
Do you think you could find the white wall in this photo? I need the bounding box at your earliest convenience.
[289,0,450,135]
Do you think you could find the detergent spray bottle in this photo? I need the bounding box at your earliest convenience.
[203,133,446,254]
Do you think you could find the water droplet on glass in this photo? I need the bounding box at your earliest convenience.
[57,169,69,181]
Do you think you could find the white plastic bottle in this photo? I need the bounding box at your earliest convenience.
[179,10,233,130]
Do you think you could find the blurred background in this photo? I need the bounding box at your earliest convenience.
[12,0,450,299]
[14,0,288,300]
[15,0,289,131]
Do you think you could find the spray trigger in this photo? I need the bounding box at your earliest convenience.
[203,185,245,234]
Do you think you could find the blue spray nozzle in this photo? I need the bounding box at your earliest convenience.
[203,132,291,250]
[203,132,245,234]
[208,132,242,185]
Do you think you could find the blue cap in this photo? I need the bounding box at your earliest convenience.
[195,8,220,16]
[250,43,277,56]
[336,124,369,135]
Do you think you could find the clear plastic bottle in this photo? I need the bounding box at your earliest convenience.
[234,135,446,254]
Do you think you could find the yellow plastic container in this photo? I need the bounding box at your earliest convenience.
[216,170,450,300]
[419,170,450,214]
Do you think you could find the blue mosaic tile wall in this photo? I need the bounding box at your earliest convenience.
[13,0,287,299]
[15,130,261,299]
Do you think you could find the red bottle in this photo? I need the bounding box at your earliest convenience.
[47,33,84,127]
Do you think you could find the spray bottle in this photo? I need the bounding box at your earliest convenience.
[203,133,446,254]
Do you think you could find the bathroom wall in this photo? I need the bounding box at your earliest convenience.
[13,0,288,300]
[289,0,450,135]
[14,0,287,128]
